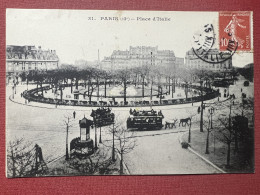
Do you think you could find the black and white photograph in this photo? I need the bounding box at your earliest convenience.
[6,9,254,177]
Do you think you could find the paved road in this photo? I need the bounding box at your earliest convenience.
[124,130,219,174]
[6,84,222,174]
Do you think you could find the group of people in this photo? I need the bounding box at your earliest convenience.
[91,107,112,117]
[129,108,163,117]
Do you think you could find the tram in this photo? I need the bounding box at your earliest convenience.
[127,109,164,130]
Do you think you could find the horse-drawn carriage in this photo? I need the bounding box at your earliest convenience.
[127,109,164,130]
[91,107,115,127]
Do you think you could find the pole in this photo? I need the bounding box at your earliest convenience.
[35,145,38,174]
[99,126,102,143]
[214,128,215,155]
[211,112,213,129]
[112,123,115,161]
[95,125,97,149]
[66,125,69,160]
[200,81,204,132]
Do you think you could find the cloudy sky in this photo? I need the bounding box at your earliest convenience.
[6,9,253,67]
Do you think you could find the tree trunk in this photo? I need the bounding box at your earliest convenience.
[205,129,210,154]
[71,79,73,93]
[105,80,107,98]
[94,126,97,149]
[76,79,78,90]
[66,125,69,160]
[60,88,63,101]
[112,124,115,161]
[227,142,231,168]
[88,80,90,96]
[168,77,171,94]
[200,82,204,132]
[188,122,191,143]
[11,149,16,177]
[142,76,145,98]
[234,128,238,154]
[120,152,124,175]
[124,81,127,105]
[97,78,99,101]
[150,81,153,100]
[41,83,44,97]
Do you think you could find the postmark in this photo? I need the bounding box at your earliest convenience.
[192,22,237,64]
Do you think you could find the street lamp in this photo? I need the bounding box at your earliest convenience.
[208,107,215,129]
[112,122,115,161]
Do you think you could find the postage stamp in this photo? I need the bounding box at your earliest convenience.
[219,11,251,51]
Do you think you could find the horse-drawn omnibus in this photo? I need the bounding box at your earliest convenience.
[127,109,164,130]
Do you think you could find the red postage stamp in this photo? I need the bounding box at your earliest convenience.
[219,11,251,51]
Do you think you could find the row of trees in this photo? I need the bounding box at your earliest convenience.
[185,95,254,170]
[18,63,235,105]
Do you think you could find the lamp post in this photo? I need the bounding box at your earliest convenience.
[200,80,204,132]
[99,120,102,144]
[112,122,115,161]
[208,107,215,129]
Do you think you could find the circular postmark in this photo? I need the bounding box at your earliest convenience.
[192,23,238,64]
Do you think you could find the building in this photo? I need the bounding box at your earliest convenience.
[101,46,178,71]
[6,45,59,74]
[185,48,232,71]
[175,57,184,68]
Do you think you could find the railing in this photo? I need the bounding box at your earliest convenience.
[22,84,220,107]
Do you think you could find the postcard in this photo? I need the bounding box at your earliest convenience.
[6,9,254,177]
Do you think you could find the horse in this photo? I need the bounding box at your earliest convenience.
[179,117,191,127]
[165,119,178,129]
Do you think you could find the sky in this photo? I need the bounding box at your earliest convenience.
[6,9,253,67]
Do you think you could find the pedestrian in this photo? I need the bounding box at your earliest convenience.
[73,111,76,119]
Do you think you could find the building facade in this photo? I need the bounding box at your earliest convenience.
[185,49,232,71]
[6,45,59,74]
[101,46,178,71]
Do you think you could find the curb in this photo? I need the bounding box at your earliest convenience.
[46,155,65,166]
[178,131,226,174]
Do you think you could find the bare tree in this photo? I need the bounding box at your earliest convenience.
[105,117,137,175]
[116,69,132,105]
[215,102,235,168]
[62,113,74,160]
[7,138,48,178]
[68,147,114,175]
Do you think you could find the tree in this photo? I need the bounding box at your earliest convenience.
[204,114,213,154]
[138,65,150,98]
[116,69,131,105]
[63,113,74,160]
[105,117,136,174]
[31,70,46,97]
[68,147,115,175]
[216,102,234,168]
[7,138,48,178]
